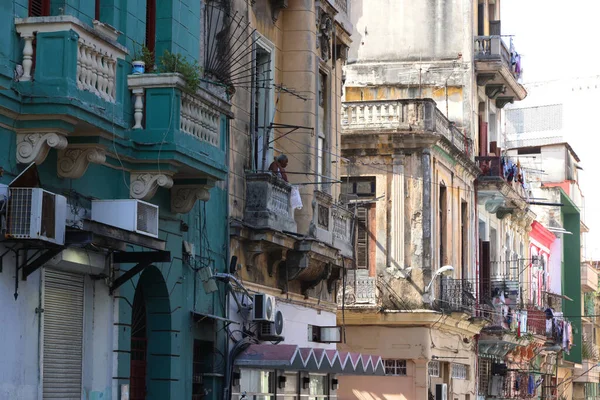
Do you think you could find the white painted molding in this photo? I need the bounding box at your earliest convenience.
[130,172,174,200]
[16,132,68,165]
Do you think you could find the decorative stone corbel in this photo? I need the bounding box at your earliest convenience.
[170,183,215,214]
[270,0,288,23]
[57,145,106,179]
[16,132,68,165]
[130,172,174,200]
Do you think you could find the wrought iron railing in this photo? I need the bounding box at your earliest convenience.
[435,278,475,314]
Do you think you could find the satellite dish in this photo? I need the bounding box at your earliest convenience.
[274,310,284,336]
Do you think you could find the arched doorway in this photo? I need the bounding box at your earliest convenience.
[130,285,148,400]
[129,266,172,399]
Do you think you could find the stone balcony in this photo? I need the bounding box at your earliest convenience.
[581,262,599,293]
[244,173,297,234]
[313,191,354,259]
[475,156,531,218]
[574,359,600,383]
[338,270,377,308]
[10,16,129,169]
[126,73,232,209]
[341,99,474,162]
[474,36,527,106]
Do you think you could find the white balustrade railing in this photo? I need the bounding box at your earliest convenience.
[334,0,348,14]
[342,99,473,159]
[181,93,220,146]
[15,16,127,103]
[128,73,226,148]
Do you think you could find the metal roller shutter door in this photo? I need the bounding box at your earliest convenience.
[43,269,84,399]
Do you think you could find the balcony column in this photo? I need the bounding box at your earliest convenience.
[132,88,144,129]
[20,34,34,81]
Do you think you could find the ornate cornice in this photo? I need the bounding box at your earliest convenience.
[57,145,106,179]
[16,132,68,165]
[170,182,215,214]
[130,172,174,200]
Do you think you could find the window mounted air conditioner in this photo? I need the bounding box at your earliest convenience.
[5,188,67,245]
[91,199,159,238]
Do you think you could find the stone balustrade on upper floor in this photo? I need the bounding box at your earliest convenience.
[15,16,127,104]
[243,174,354,259]
[341,99,474,160]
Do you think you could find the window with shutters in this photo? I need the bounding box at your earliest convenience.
[29,0,50,17]
[146,0,156,54]
[43,269,84,399]
[356,206,370,269]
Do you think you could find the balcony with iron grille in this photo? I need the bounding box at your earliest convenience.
[474,36,527,107]
[434,278,475,314]
[475,155,531,218]
[341,99,475,163]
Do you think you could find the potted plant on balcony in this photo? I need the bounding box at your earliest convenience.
[158,50,201,93]
[132,45,154,75]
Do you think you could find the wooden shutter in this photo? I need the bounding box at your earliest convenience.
[43,269,84,399]
[29,0,50,17]
[489,20,501,36]
[356,206,369,269]
[145,0,156,53]
[479,117,488,157]
[479,240,491,303]
[95,0,101,20]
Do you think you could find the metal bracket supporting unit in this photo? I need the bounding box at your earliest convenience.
[109,250,171,295]
[0,244,64,300]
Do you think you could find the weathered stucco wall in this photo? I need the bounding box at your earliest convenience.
[338,325,476,399]
[348,0,468,62]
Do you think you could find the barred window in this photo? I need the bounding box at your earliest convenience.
[452,363,468,380]
[384,359,407,376]
[428,361,440,377]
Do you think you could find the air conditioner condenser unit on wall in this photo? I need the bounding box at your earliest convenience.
[91,199,159,238]
[5,188,67,245]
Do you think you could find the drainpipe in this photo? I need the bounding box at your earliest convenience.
[422,149,432,283]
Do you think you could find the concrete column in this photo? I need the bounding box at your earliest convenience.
[390,154,405,271]
[422,149,432,282]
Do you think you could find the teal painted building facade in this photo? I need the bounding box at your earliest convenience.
[561,190,582,365]
[0,0,232,398]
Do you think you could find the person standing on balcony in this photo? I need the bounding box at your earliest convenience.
[269,154,289,182]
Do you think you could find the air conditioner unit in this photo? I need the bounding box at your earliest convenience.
[91,199,159,238]
[253,293,276,322]
[308,325,342,343]
[435,383,447,400]
[258,310,284,341]
[5,188,67,245]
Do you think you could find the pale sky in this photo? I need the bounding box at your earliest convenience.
[502,0,600,259]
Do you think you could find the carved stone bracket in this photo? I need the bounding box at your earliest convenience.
[57,145,106,179]
[170,182,215,214]
[485,84,506,99]
[270,0,288,23]
[130,172,174,200]
[317,9,334,60]
[476,73,496,86]
[496,96,515,109]
[16,132,68,165]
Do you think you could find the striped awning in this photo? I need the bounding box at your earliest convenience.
[235,344,385,375]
